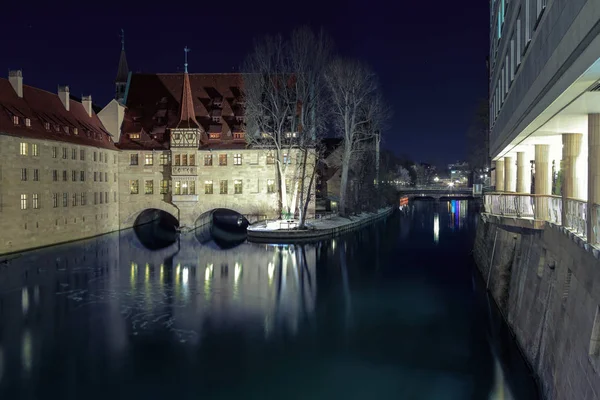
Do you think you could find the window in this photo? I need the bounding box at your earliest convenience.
[144,154,153,165]
[105,192,108,203]
[220,180,228,194]
[53,170,58,181]
[94,192,98,204]
[45,122,50,131]
[145,180,154,194]
[62,148,68,159]
[72,149,77,160]
[189,154,195,166]
[234,154,242,165]
[114,173,117,182]
[113,192,117,202]
[13,116,19,125]
[21,168,27,181]
[20,142,28,156]
[100,172,104,182]
[266,152,275,164]
[219,154,227,166]
[189,181,196,195]
[516,15,522,65]
[104,172,108,182]
[113,154,117,164]
[159,153,169,165]
[80,171,85,181]
[94,172,97,182]
[72,193,77,207]
[174,181,181,195]
[32,194,39,209]
[99,153,103,163]
[233,132,245,140]
[283,154,291,164]
[130,180,139,194]
[52,147,57,158]
[129,133,140,139]
[81,193,87,206]
[53,193,58,208]
[99,191,103,204]
[20,194,27,210]
[64,126,70,134]
[204,154,213,166]
[180,181,189,195]
[182,154,188,166]
[32,143,39,156]
[72,170,77,182]
[160,180,169,194]
[130,153,138,165]
[174,154,181,166]
[25,118,31,127]
[80,149,85,160]
[63,193,68,207]
[234,180,243,194]
[73,128,78,135]
[267,179,275,193]
[205,180,213,194]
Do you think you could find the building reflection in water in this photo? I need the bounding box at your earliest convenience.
[433,213,440,244]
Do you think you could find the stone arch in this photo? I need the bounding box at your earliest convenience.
[121,202,180,229]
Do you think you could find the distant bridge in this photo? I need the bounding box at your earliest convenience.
[397,186,477,200]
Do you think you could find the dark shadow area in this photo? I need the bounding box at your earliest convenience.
[133,209,179,250]
[194,208,249,250]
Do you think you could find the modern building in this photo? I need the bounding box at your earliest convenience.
[0,71,120,254]
[489,0,600,244]
[448,161,470,186]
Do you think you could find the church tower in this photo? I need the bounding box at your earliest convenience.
[115,29,129,104]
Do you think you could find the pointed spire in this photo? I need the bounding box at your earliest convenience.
[177,46,199,129]
[115,29,129,84]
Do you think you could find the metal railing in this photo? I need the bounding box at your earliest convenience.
[483,193,600,246]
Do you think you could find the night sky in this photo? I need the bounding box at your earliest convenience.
[1,1,488,167]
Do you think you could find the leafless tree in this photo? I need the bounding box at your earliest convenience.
[243,27,332,226]
[325,59,388,216]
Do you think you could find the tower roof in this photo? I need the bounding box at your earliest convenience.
[115,30,129,83]
[176,47,200,129]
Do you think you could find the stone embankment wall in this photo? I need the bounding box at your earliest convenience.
[474,214,600,400]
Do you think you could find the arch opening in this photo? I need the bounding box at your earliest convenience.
[194,208,249,250]
[133,209,180,250]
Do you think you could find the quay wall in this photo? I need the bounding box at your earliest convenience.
[474,214,600,400]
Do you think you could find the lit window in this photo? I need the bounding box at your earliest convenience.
[129,133,140,139]
[144,154,153,166]
[20,194,27,210]
[72,193,77,206]
[32,143,39,156]
[204,154,213,166]
[234,154,242,165]
[209,133,220,140]
[159,153,169,165]
[52,147,57,158]
[130,154,138,165]
[21,168,27,181]
[267,179,275,193]
[62,148,68,159]
[63,193,68,207]
[205,180,213,194]
[219,154,227,166]
[13,116,19,125]
[234,180,243,194]
[174,155,180,166]
[174,181,181,195]
[80,149,85,160]
[220,180,228,194]
[45,122,50,130]
[233,132,245,140]
[145,180,154,194]
[189,181,196,195]
[25,118,31,127]
[33,169,39,181]
[19,142,27,156]
[283,154,291,164]
[53,193,58,208]
[64,126,69,134]
[130,180,139,194]
[73,128,78,135]
[182,154,188,166]
[160,180,169,194]
[266,152,275,164]
[189,154,195,166]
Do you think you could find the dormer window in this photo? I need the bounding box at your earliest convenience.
[44,122,50,130]
[64,126,69,134]
[236,116,244,123]
[233,132,245,140]
[25,118,31,127]
[129,133,140,140]
[209,133,220,140]
[212,97,223,107]
[12,115,19,125]
[73,128,78,135]
[212,116,221,123]
[54,125,60,132]
[285,132,298,138]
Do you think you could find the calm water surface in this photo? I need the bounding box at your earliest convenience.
[0,200,539,399]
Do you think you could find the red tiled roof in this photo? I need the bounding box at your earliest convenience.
[119,73,247,151]
[176,73,200,129]
[0,78,117,150]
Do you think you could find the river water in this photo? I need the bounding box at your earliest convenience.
[0,200,539,399]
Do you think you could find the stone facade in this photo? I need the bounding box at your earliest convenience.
[0,135,120,254]
[474,215,600,400]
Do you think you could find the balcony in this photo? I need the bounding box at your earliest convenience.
[171,166,197,176]
[172,194,198,202]
[483,193,599,246]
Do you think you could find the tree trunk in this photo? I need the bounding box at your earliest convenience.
[339,147,351,216]
[300,161,317,228]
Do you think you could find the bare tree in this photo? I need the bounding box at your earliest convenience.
[244,27,332,226]
[325,59,386,216]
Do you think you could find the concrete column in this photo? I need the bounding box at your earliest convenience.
[495,159,505,191]
[504,156,516,192]
[562,133,583,225]
[588,115,600,244]
[516,152,530,193]
[534,144,551,221]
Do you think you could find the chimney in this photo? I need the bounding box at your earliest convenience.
[8,70,23,98]
[58,85,70,111]
[82,95,93,117]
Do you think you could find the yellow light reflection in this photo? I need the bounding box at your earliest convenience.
[433,213,439,244]
[234,262,242,283]
[130,262,138,289]
[21,287,29,315]
[182,267,189,285]
[268,262,275,285]
[160,264,164,284]
[204,264,213,301]
[21,330,32,373]
[145,264,150,284]
[332,239,336,251]
[233,262,242,300]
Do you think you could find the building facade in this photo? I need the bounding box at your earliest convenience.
[0,71,120,254]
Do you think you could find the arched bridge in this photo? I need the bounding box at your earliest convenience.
[397,187,477,200]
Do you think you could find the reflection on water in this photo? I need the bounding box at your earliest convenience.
[0,200,537,399]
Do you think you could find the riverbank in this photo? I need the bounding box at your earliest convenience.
[247,206,395,243]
